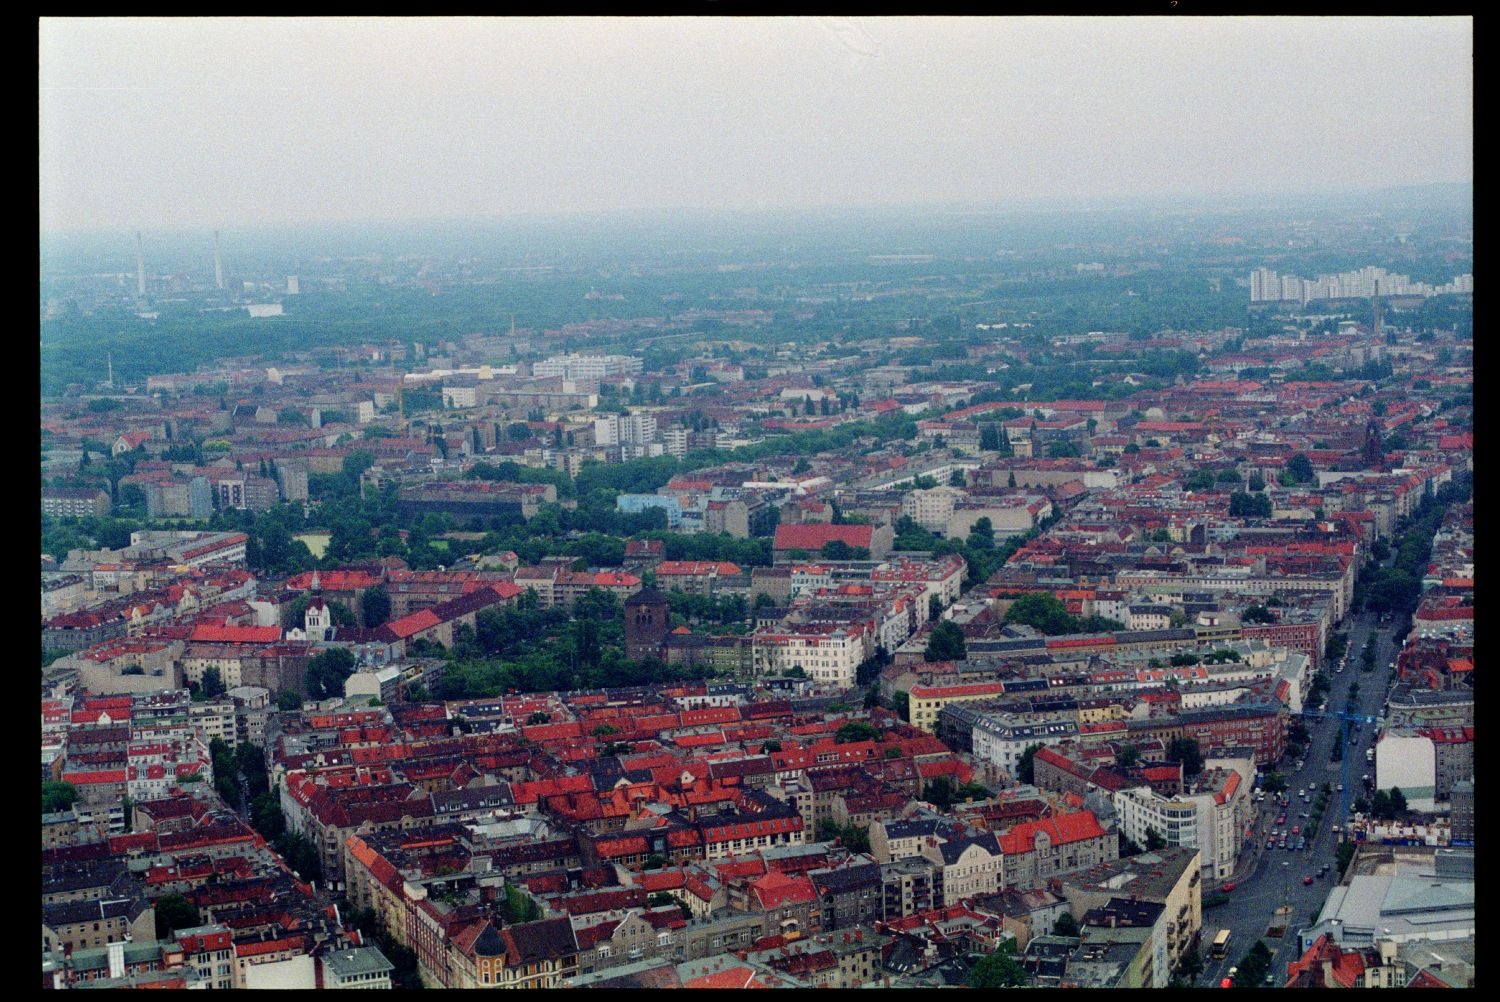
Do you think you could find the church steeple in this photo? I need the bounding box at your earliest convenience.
[305,570,330,641]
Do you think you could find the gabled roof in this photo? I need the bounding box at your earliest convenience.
[998,811,1107,855]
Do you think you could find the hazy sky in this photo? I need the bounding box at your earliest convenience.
[40,16,1472,233]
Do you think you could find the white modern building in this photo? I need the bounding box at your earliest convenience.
[534,353,642,381]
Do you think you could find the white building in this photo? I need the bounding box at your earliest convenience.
[442,385,477,408]
[1113,764,1251,880]
[534,353,642,381]
[752,626,866,687]
[901,487,963,534]
[593,411,657,447]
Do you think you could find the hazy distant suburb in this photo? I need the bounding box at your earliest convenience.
[40,16,1472,233]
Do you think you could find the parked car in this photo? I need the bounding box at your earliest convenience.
[1276,814,1286,825]
[1222,882,1236,893]
[1303,875,1315,885]
[1291,825,1301,836]
[1296,837,1306,850]
[1318,864,1329,877]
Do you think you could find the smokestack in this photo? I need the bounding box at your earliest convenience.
[214,230,224,290]
[136,231,146,296]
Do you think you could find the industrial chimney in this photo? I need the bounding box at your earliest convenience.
[214,230,224,290]
[136,231,146,296]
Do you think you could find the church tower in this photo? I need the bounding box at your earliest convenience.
[304,570,331,642]
[624,587,672,662]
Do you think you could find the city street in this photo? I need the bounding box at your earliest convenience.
[1196,607,1401,986]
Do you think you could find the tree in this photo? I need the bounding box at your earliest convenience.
[980,425,1001,451]
[928,593,944,623]
[821,539,864,560]
[361,585,391,628]
[1052,912,1079,937]
[1016,743,1043,785]
[924,621,967,662]
[1116,744,1141,768]
[1004,591,1077,635]
[404,682,430,703]
[1229,491,1273,518]
[1335,840,1357,878]
[1286,453,1315,483]
[1144,826,1167,852]
[1262,771,1288,795]
[42,780,78,814]
[834,721,879,744]
[967,942,1028,988]
[305,646,356,700]
[201,666,226,699]
[1168,736,1203,777]
[1388,787,1407,813]
[967,516,995,550]
[155,894,200,940]
[250,790,285,839]
[275,689,303,712]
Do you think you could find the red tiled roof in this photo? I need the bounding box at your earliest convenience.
[773,523,873,550]
[998,811,1107,855]
[188,624,282,644]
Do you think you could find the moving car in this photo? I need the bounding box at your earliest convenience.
[1276,814,1286,825]
[1221,882,1236,892]
[1318,864,1329,877]
[1303,875,1315,885]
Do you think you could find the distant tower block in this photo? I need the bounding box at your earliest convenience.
[1372,280,1383,341]
[136,231,146,296]
[214,230,224,290]
[286,275,300,295]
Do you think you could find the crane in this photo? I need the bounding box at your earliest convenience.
[1293,706,1379,827]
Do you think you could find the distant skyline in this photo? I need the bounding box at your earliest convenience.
[40,16,1472,234]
